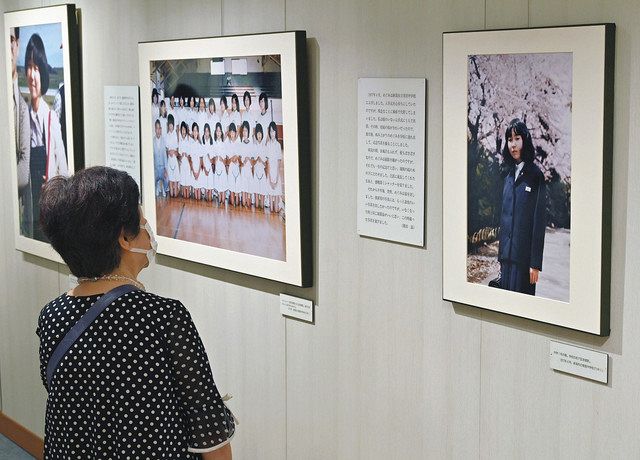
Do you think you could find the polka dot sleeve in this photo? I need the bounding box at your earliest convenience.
[166,301,236,452]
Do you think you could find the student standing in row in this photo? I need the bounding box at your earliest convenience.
[165,114,180,198]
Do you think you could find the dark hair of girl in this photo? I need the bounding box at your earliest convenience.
[151,88,158,103]
[243,91,251,106]
[242,121,250,138]
[255,123,263,139]
[501,118,535,168]
[203,123,213,144]
[231,93,240,112]
[259,92,269,110]
[167,114,175,127]
[40,167,140,278]
[24,33,49,96]
[180,121,189,134]
[268,121,278,139]
[208,98,216,112]
[215,122,224,142]
[219,95,228,110]
[228,122,237,133]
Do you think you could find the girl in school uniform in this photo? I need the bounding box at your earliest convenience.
[239,121,255,208]
[158,100,168,135]
[241,90,256,132]
[190,122,204,201]
[24,33,68,241]
[202,123,214,203]
[178,121,191,200]
[212,122,228,206]
[168,95,175,118]
[197,97,207,134]
[186,97,197,136]
[252,123,267,210]
[151,88,160,121]
[165,114,180,198]
[226,123,241,207]
[206,98,220,134]
[497,118,546,295]
[219,96,230,134]
[175,96,186,139]
[229,93,242,132]
[256,92,272,131]
[266,121,284,212]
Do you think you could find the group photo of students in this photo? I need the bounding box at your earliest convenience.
[149,56,287,261]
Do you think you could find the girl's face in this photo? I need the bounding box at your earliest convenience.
[155,123,162,138]
[220,99,227,111]
[259,98,266,112]
[232,98,238,111]
[170,96,175,108]
[160,104,167,116]
[256,131,263,143]
[168,123,174,133]
[26,59,42,102]
[244,95,251,109]
[204,127,211,140]
[507,130,523,163]
[153,93,158,104]
[209,102,215,114]
[179,98,184,108]
[269,125,277,139]
[215,126,222,140]
[229,130,237,141]
[242,128,249,141]
[192,126,200,140]
[181,126,187,138]
[189,98,195,108]
[199,98,206,112]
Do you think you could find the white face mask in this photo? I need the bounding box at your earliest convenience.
[129,222,158,265]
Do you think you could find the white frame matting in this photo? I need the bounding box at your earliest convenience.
[138,31,311,286]
[442,24,614,335]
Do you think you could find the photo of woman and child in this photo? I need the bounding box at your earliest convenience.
[466,52,572,303]
[9,22,68,242]
[150,55,286,261]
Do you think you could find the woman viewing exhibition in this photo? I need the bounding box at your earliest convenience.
[38,166,235,459]
[498,118,546,295]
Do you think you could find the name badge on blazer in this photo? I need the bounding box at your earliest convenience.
[525,186,532,192]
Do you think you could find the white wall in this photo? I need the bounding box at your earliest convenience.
[0,0,638,458]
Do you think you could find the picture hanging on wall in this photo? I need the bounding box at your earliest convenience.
[138,31,311,286]
[442,24,615,335]
[4,4,84,263]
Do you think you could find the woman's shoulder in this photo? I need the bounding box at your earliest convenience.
[132,291,192,319]
[39,293,80,322]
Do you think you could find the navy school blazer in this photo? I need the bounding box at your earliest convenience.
[498,161,546,270]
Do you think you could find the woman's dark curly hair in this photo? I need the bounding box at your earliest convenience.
[40,166,141,277]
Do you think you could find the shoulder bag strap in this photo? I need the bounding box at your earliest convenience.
[46,284,140,388]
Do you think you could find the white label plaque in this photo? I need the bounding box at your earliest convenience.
[357,78,426,246]
[280,294,313,323]
[104,86,141,189]
[550,340,608,383]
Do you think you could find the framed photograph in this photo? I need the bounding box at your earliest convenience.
[4,4,83,263]
[442,24,614,335]
[138,31,311,286]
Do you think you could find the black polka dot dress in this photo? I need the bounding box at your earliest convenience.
[36,290,236,459]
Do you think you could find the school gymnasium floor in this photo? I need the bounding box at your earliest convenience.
[155,196,286,261]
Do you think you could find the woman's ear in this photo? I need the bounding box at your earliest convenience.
[118,228,132,251]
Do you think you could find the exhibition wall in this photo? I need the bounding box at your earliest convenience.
[0,0,638,458]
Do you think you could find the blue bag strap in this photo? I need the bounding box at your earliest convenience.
[46,284,140,389]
